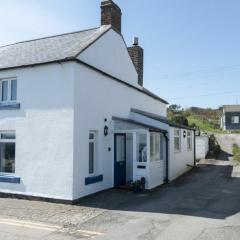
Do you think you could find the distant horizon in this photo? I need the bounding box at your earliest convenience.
[0,0,239,108]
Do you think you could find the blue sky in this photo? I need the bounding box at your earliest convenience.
[0,0,240,109]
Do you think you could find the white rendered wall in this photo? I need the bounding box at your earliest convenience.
[72,62,167,199]
[169,127,195,181]
[78,29,139,87]
[196,136,209,159]
[0,63,74,200]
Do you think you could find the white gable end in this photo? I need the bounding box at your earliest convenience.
[78,29,139,86]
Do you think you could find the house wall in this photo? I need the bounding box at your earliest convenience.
[224,112,240,130]
[78,29,139,87]
[72,62,167,199]
[169,127,194,181]
[0,63,74,200]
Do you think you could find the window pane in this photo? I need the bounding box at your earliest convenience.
[0,142,15,173]
[1,133,15,140]
[150,134,154,161]
[160,134,164,160]
[174,137,180,151]
[136,133,147,162]
[2,81,8,102]
[89,142,94,174]
[11,80,17,101]
[89,133,94,140]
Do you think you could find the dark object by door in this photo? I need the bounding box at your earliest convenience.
[114,134,126,187]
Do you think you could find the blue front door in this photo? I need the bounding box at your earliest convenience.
[114,133,126,187]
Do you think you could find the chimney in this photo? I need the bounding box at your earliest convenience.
[101,0,122,33]
[128,37,144,86]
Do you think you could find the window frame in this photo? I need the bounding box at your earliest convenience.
[0,131,16,175]
[174,128,181,153]
[187,131,192,151]
[88,131,98,176]
[231,116,239,124]
[150,132,163,162]
[0,78,17,103]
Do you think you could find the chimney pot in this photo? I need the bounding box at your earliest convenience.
[133,37,139,46]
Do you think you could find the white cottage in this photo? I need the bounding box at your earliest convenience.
[0,0,195,201]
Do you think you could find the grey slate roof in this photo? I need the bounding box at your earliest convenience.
[0,25,111,70]
[0,25,168,105]
[131,108,195,130]
[223,105,240,112]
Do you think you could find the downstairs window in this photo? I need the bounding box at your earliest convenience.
[0,131,16,173]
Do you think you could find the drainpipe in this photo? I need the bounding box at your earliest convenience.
[163,132,169,183]
[193,129,196,167]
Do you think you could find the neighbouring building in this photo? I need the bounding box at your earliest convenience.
[221,105,240,131]
[0,0,195,201]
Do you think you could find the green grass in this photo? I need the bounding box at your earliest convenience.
[187,116,224,133]
[232,144,240,163]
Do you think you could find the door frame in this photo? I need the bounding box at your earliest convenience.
[114,133,127,187]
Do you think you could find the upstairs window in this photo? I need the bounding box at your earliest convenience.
[0,131,16,173]
[1,79,17,103]
[231,116,239,124]
[174,129,181,152]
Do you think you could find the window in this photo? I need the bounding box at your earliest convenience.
[0,131,16,173]
[89,131,97,175]
[136,133,147,162]
[0,79,17,103]
[150,132,162,162]
[174,129,181,152]
[231,116,239,124]
[187,131,192,151]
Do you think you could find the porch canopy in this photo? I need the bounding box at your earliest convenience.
[112,116,168,189]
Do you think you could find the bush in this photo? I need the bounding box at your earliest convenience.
[207,134,221,158]
[232,144,240,163]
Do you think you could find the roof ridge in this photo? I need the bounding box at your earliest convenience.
[0,26,101,49]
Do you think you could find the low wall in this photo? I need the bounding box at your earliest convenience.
[196,136,209,159]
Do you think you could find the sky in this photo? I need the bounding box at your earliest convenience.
[0,0,240,109]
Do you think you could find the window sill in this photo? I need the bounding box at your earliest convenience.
[85,175,103,185]
[0,102,20,110]
[0,175,20,184]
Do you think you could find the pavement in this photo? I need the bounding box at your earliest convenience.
[0,134,240,240]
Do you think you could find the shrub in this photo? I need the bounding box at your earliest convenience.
[207,134,221,158]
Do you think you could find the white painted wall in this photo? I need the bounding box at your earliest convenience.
[126,133,133,182]
[169,127,195,181]
[78,29,139,87]
[0,63,74,200]
[72,62,167,199]
[196,136,209,159]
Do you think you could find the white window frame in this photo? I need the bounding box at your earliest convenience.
[0,78,17,103]
[231,116,239,124]
[174,129,181,153]
[150,132,163,162]
[88,131,98,176]
[187,131,192,151]
[0,131,16,174]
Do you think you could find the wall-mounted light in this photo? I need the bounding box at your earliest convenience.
[183,130,186,138]
[104,125,109,136]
